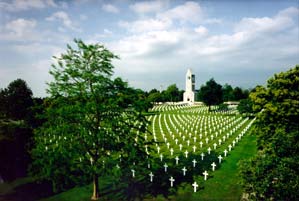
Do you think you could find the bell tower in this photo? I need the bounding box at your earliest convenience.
[183,69,197,103]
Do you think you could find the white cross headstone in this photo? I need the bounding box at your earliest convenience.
[207,147,211,154]
[169,176,175,187]
[218,155,223,163]
[175,139,178,145]
[203,170,208,181]
[175,156,179,165]
[199,141,203,148]
[149,172,154,182]
[164,163,168,172]
[205,137,209,144]
[167,142,170,149]
[131,169,135,178]
[182,167,187,176]
[211,162,216,171]
[224,149,228,157]
[179,144,183,151]
[157,146,160,154]
[213,143,217,150]
[160,154,163,161]
[170,148,174,156]
[184,150,189,158]
[228,144,232,151]
[192,159,197,167]
[193,145,197,153]
[192,181,199,192]
[201,152,205,160]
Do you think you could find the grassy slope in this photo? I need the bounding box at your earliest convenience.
[171,133,257,201]
[40,134,256,201]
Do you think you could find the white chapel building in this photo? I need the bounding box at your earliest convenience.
[183,69,197,104]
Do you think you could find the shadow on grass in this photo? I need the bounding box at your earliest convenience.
[0,180,53,201]
[109,151,219,200]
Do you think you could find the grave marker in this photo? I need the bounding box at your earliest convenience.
[203,170,208,180]
[211,162,216,171]
[175,156,179,165]
[164,163,168,172]
[218,155,223,163]
[192,181,199,192]
[149,172,154,182]
[192,159,197,167]
[182,167,187,176]
[169,176,175,187]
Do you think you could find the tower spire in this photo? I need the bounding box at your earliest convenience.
[183,69,197,104]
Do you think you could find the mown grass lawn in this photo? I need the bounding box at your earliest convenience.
[169,133,257,201]
[1,106,257,201]
[39,132,256,201]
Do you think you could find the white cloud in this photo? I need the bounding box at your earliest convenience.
[277,6,299,17]
[119,18,172,33]
[158,1,203,23]
[0,18,38,41]
[46,11,80,31]
[204,18,222,24]
[0,0,56,11]
[235,7,298,34]
[194,26,208,36]
[130,0,167,14]
[111,5,299,83]
[120,1,203,33]
[102,4,119,13]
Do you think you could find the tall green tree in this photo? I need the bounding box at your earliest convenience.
[239,65,299,200]
[237,98,253,116]
[147,89,162,103]
[31,40,150,200]
[164,84,181,102]
[0,79,33,120]
[199,78,223,110]
[232,86,248,101]
[222,83,234,101]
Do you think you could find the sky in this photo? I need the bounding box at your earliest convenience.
[0,0,298,97]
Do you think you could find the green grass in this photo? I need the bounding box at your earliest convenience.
[40,176,120,201]
[170,133,257,201]
[0,177,35,195]
[39,185,92,201]
[1,105,257,201]
[40,121,256,201]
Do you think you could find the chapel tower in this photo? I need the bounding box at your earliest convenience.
[183,69,197,103]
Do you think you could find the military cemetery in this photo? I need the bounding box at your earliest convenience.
[0,1,298,201]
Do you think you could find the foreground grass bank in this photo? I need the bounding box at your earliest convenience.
[168,133,257,201]
[39,133,256,201]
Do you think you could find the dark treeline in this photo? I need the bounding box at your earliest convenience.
[0,78,151,183]
[0,79,44,181]
[146,80,250,104]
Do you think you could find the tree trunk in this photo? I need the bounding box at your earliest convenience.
[91,174,99,200]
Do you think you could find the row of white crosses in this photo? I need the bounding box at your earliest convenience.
[149,113,249,160]
[146,118,255,189]
[130,105,256,194]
